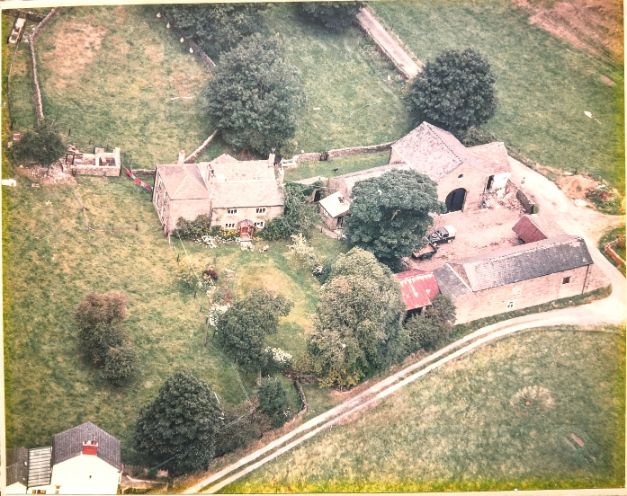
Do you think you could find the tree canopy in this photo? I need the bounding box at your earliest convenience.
[205,34,304,156]
[134,371,223,475]
[261,183,319,240]
[257,377,291,427]
[299,2,362,32]
[307,248,405,388]
[214,289,293,371]
[160,4,265,59]
[407,48,497,136]
[344,169,443,263]
[404,295,456,352]
[13,122,66,166]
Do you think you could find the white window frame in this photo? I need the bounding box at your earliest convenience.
[225,222,236,229]
[254,221,265,228]
[256,207,267,214]
[227,208,238,215]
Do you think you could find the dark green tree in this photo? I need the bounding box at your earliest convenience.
[160,4,265,59]
[134,372,223,475]
[214,289,293,371]
[257,377,291,427]
[345,169,443,263]
[404,295,456,352]
[103,345,138,385]
[408,48,497,136]
[299,2,361,31]
[205,34,304,155]
[307,248,405,388]
[12,122,66,166]
[261,183,319,240]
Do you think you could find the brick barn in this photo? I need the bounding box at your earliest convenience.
[433,235,595,323]
[152,153,284,235]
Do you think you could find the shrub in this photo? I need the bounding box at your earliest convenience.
[103,345,138,385]
[287,234,319,271]
[298,2,362,31]
[12,121,66,166]
[173,215,212,240]
[261,183,319,241]
[257,377,291,428]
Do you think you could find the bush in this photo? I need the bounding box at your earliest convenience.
[403,295,456,352]
[214,406,268,457]
[287,234,319,271]
[257,377,291,428]
[178,263,216,296]
[299,2,362,31]
[173,215,212,240]
[103,345,138,385]
[12,121,66,166]
[261,183,320,241]
[461,127,498,146]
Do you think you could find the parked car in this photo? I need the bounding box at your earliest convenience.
[427,225,456,244]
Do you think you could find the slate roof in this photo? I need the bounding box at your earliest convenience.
[27,446,52,487]
[512,215,548,243]
[435,235,593,294]
[319,192,350,218]
[394,270,440,310]
[466,142,511,174]
[53,422,122,470]
[6,447,28,487]
[330,162,410,197]
[391,122,469,180]
[156,154,284,208]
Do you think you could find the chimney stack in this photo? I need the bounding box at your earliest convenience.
[82,440,98,456]
[177,150,186,166]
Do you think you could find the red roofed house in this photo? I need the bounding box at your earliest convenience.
[152,153,284,235]
[394,270,440,316]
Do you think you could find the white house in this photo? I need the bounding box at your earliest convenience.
[5,422,122,495]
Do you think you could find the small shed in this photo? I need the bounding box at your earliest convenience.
[319,192,350,230]
[512,215,548,244]
[394,270,439,315]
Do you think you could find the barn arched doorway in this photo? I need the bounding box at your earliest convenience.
[445,188,467,213]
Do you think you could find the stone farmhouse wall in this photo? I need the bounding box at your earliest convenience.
[452,265,592,323]
[212,205,283,230]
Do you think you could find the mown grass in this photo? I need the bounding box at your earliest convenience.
[34,6,217,168]
[223,326,625,492]
[263,4,412,153]
[372,0,625,193]
[2,175,337,461]
[285,151,390,182]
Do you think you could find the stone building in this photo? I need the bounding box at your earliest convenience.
[394,270,440,316]
[434,234,595,323]
[389,121,511,212]
[5,422,122,495]
[153,153,284,235]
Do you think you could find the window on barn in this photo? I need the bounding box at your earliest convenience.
[256,207,267,214]
[562,276,571,284]
[506,300,515,310]
[227,208,237,215]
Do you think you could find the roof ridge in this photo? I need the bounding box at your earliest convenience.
[446,263,472,291]
[423,122,466,165]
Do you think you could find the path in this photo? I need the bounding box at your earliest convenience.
[181,158,625,494]
[356,6,422,80]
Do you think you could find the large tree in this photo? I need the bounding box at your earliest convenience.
[344,169,443,263]
[13,122,66,166]
[299,2,362,32]
[407,48,497,136]
[307,248,406,388]
[205,34,304,155]
[214,289,293,371]
[160,4,264,59]
[134,372,223,475]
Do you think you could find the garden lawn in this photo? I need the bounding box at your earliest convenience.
[34,6,218,168]
[2,175,336,461]
[223,326,625,492]
[262,4,412,153]
[285,151,390,182]
[372,0,625,192]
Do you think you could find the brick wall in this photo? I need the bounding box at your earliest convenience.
[451,265,591,323]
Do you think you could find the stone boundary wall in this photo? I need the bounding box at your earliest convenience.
[184,130,218,163]
[604,240,626,268]
[28,8,58,124]
[7,10,45,22]
[158,11,216,69]
[288,140,394,165]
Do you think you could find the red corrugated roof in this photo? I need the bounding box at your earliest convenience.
[512,215,547,243]
[394,270,439,310]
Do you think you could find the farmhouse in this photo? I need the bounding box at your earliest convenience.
[434,234,595,323]
[394,270,440,315]
[390,122,511,212]
[153,153,284,235]
[5,422,122,495]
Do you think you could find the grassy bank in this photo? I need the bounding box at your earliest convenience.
[2,175,337,461]
[372,0,625,192]
[223,326,625,492]
[285,151,390,182]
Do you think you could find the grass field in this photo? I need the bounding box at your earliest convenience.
[34,6,218,168]
[261,4,412,152]
[372,0,625,192]
[285,151,390,182]
[2,174,341,461]
[223,326,626,492]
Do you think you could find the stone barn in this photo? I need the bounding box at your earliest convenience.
[153,153,284,235]
[390,122,511,213]
[433,234,595,323]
